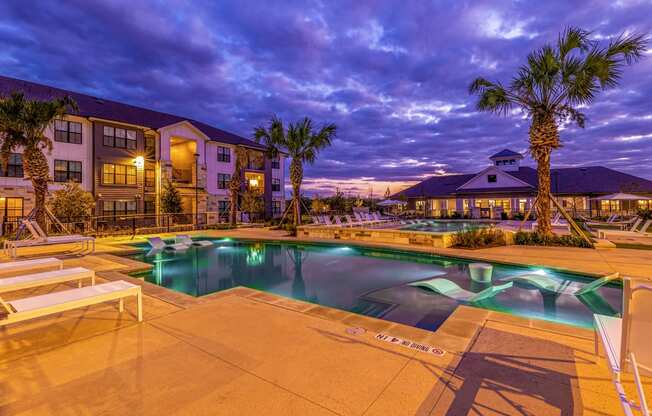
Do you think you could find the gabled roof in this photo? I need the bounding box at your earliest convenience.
[0,75,265,149]
[490,149,523,159]
[394,166,652,199]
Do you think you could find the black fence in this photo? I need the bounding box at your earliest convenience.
[0,211,248,238]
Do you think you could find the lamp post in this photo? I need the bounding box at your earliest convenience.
[194,153,200,228]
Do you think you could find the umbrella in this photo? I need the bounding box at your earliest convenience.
[377,199,407,206]
[593,193,651,201]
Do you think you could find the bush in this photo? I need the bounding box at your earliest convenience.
[638,209,652,220]
[452,228,506,249]
[512,212,525,221]
[514,231,592,248]
[450,211,461,219]
[500,212,509,220]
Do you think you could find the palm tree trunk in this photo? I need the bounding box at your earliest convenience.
[23,146,50,230]
[529,115,560,237]
[289,158,303,226]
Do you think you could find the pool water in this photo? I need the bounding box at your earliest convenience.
[129,239,621,331]
[400,220,495,233]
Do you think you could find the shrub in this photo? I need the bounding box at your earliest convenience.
[450,211,461,219]
[514,231,592,248]
[512,212,525,221]
[49,181,94,220]
[638,209,652,220]
[500,212,509,220]
[452,227,506,249]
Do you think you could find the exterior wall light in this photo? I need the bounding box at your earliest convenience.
[134,156,145,169]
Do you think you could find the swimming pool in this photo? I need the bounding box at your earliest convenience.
[129,239,621,331]
[400,220,495,233]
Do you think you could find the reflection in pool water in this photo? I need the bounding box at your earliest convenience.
[130,240,621,331]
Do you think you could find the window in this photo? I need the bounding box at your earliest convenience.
[102,163,136,185]
[145,169,155,187]
[601,200,620,212]
[144,198,156,214]
[272,200,281,215]
[217,146,231,163]
[487,174,497,183]
[271,178,281,192]
[0,197,23,219]
[217,173,231,189]
[0,153,23,177]
[218,200,230,213]
[103,126,137,149]
[638,200,651,210]
[102,200,137,217]
[271,157,280,169]
[54,120,82,144]
[54,160,82,182]
[145,136,156,158]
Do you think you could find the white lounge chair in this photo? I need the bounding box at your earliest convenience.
[601,219,652,238]
[3,221,95,258]
[0,267,95,293]
[0,280,143,326]
[147,237,189,252]
[0,257,63,276]
[409,278,513,303]
[176,235,213,247]
[332,216,348,227]
[594,277,651,416]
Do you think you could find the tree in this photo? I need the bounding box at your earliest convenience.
[469,27,647,236]
[49,181,95,219]
[384,187,391,199]
[254,116,336,226]
[229,145,247,226]
[241,188,265,219]
[160,179,183,213]
[311,197,330,213]
[0,92,77,228]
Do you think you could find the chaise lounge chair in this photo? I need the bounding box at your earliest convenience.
[500,272,573,294]
[176,235,213,247]
[575,272,620,296]
[409,278,513,303]
[147,237,189,252]
[600,219,652,239]
[0,280,143,326]
[0,257,63,276]
[0,267,95,293]
[594,277,651,416]
[3,221,95,258]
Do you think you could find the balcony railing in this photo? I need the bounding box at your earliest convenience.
[172,167,192,184]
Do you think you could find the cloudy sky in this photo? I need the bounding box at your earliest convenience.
[1,0,651,196]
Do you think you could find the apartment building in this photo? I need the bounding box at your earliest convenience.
[0,76,285,222]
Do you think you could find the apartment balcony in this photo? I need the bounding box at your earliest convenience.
[172,167,193,185]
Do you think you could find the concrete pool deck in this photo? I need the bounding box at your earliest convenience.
[0,228,651,414]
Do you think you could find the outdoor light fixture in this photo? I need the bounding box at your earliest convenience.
[134,156,145,169]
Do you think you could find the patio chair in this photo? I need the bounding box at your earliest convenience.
[600,219,652,238]
[3,220,96,258]
[500,272,575,294]
[0,267,95,293]
[0,257,63,276]
[332,216,348,227]
[147,237,189,252]
[0,280,143,326]
[409,278,513,303]
[344,215,362,227]
[175,235,213,247]
[594,277,651,416]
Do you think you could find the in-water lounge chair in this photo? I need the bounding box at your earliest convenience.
[0,267,95,293]
[0,280,143,326]
[176,235,213,247]
[575,272,620,296]
[409,278,513,303]
[147,237,189,252]
[0,257,63,276]
[594,277,651,416]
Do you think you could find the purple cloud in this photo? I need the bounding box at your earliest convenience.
[0,0,650,196]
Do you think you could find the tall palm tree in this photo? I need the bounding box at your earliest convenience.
[0,92,77,228]
[469,27,647,235]
[229,145,247,226]
[254,116,336,226]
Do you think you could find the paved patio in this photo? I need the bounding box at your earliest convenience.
[0,228,651,414]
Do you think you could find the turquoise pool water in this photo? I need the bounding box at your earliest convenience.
[400,220,495,233]
[129,239,621,331]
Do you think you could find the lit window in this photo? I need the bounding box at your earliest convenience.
[103,163,136,185]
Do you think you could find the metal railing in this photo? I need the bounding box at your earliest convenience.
[0,211,256,238]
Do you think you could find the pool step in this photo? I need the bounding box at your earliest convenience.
[350,299,394,318]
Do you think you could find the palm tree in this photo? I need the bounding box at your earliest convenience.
[0,92,77,228]
[255,116,336,226]
[469,27,647,235]
[228,145,247,226]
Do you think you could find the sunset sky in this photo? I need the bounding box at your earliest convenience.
[1,0,651,196]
